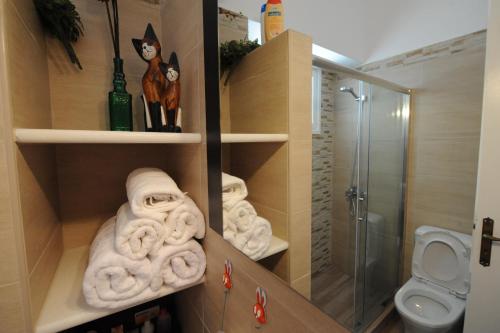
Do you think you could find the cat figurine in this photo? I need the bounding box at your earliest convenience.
[132,23,167,132]
[161,52,182,132]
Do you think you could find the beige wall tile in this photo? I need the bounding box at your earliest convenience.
[0,143,20,286]
[16,145,60,272]
[227,32,290,134]
[363,32,486,285]
[229,65,288,133]
[288,31,313,142]
[291,273,312,300]
[4,0,52,129]
[0,282,26,333]
[29,225,63,322]
[161,0,202,64]
[259,250,290,282]
[7,0,46,49]
[251,201,288,240]
[49,0,161,130]
[289,139,312,214]
[230,143,288,213]
[289,210,312,281]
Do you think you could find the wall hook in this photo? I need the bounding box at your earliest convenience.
[254,287,268,328]
[219,259,233,333]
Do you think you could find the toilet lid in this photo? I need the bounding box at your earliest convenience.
[412,226,472,297]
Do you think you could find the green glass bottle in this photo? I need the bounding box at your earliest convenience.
[109,57,133,131]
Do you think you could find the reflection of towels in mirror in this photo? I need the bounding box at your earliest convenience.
[221,172,248,209]
[222,172,272,260]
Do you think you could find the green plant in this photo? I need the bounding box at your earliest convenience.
[220,39,260,85]
[34,0,84,69]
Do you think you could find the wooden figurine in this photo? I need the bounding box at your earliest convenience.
[161,52,182,132]
[132,24,167,132]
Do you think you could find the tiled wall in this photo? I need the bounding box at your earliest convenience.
[359,30,486,281]
[0,0,59,328]
[311,69,335,274]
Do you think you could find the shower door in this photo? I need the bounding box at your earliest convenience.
[313,72,408,331]
[352,82,410,331]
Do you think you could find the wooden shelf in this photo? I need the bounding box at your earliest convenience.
[221,133,288,143]
[34,246,205,333]
[256,236,289,261]
[15,129,202,144]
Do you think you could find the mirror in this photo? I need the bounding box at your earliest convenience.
[211,4,486,332]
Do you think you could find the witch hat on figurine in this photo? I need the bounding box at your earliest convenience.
[161,51,182,133]
[132,23,167,132]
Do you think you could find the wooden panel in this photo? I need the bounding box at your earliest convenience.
[48,0,161,131]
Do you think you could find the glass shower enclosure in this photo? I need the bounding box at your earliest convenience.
[310,62,410,332]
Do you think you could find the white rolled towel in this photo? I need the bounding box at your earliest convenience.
[222,214,237,242]
[150,240,206,291]
[221,172,248,209]
[126,168,185,220]
[223,200,257,233]
[115,203,166,260]
[162,197,206,246]
[224,216,272,260]
[83,218,153,309]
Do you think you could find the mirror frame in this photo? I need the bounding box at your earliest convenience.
[202,0,223,234]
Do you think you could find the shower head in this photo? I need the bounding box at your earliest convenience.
[339,86,360,100]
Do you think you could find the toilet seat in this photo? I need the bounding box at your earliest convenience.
[412,226,471,298]
[395,278,465,329]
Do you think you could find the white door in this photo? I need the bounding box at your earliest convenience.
[464,2,500,332]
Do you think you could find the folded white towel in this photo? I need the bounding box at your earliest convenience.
[115,203,166,260]
[221,172,248,209]
[126,168,185,220]
[224,200,257,233]
[150,240,206,291]
[83,218,153,309]
[223,216,272,260]
[163,197,206,246]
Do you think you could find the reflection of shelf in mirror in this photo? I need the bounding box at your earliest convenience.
[35,246,205,333]
[221,133,288,143]
[256,236,289,261]
[15,129,202,144]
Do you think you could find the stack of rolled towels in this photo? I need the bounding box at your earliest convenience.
[83,168,206,309]
[222,172,272,260]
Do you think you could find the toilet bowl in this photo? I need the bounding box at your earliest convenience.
[394,226,471,333]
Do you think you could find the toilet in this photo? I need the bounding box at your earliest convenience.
[394,226,471,333]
